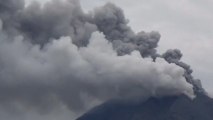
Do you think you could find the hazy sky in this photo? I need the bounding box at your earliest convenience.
[0,0,211,120]
[25,0,213,94]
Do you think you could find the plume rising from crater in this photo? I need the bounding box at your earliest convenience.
[0,0,204,118]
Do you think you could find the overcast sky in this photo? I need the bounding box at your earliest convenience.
[0,0,208,119]
[25,0,213,94]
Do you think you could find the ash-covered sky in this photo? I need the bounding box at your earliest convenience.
[83,0,213,94]
[25,0,213,94]
[1,0,213,120]
[78,0,213,94]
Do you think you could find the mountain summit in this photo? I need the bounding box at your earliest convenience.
[77,92,213,120]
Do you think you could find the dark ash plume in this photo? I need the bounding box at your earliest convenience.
[93,3,161,58]
[0,0,204,119]
[1,0,97,46]
[162,49,204,93]
[93,3,204,94]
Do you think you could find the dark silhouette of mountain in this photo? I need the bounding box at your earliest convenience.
[77,93,213,120]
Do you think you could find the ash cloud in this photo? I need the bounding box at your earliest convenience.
[161,49,204,92]
[0,0,203,119]
[1,0,96,46]
[0,30,193,112]
[93,3,160,58]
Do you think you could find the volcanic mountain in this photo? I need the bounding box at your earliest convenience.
[77,92,213,120]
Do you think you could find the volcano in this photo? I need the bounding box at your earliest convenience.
[77,92,213,120]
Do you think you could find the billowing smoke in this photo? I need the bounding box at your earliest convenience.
[161,49,204,93]
[0,0,203,118]
[93,3,160,58]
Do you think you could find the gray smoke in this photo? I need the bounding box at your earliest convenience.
[1,0,161,57]
[1,0,97,46]
[161,49,204,93]
[0,0,203,119]
[93,3,160,58]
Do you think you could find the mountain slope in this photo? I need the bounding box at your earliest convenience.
[77,93,213,120]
